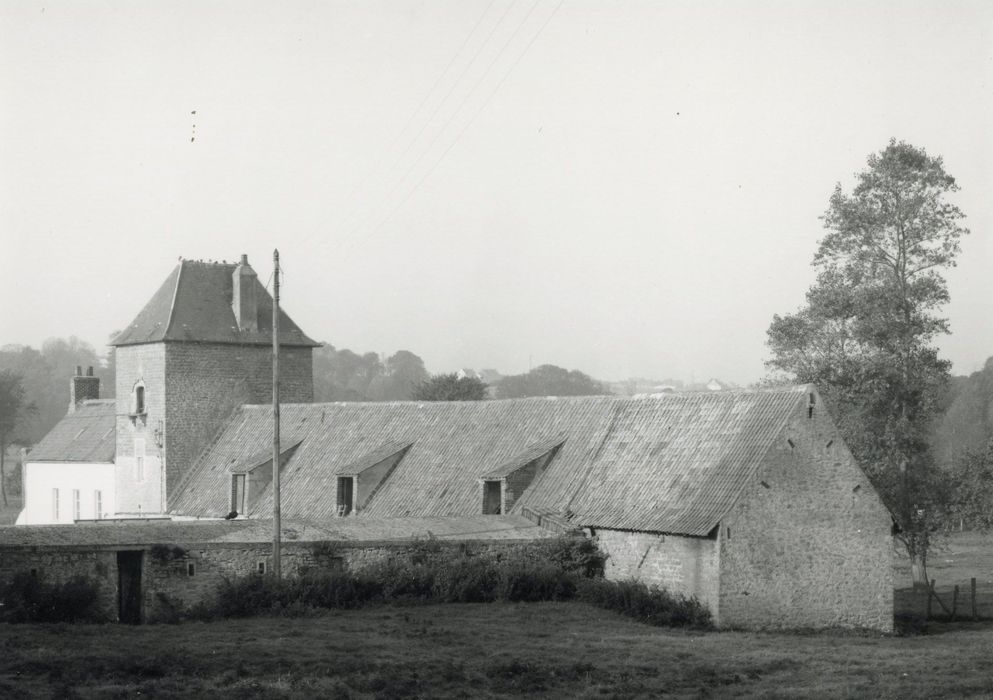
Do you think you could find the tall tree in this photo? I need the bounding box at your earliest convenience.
[496,364,611,399]
[412,373,488,401]
[382,350,429,400]
[767,140,968,585]
[0,370,35,506]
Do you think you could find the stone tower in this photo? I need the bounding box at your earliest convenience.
[110,256,318,514]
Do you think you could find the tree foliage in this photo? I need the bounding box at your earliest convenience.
[313,344,429,402]
[412,373,489,401]
[495,365,611,399]
[0,370,36,506]
[766,140,968,583]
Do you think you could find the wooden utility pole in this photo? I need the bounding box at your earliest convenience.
[272,249,282,579]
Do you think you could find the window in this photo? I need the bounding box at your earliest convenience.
[134,384,146,415]
[231,474,246,515]
[52,488,60,520]
[482,480,502,515]
[72,489,81,521]
[336,477,354,516]
[135,439,146,481]
[257,561,267,575]
[94,490,103,519]
[187,563,196,577]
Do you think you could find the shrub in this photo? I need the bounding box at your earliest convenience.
[576,578,712,628]
[0,572,107,623]
[498,563,576,602]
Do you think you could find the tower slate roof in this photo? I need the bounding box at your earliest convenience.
[110,259,318,347]
[171,386,817,536]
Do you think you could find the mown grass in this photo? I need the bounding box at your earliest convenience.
[2,602,993,699]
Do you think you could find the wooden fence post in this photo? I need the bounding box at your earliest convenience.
[972,578,977,621]
[951,585,959,622]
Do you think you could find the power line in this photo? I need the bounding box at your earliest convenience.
[340,0,565,254]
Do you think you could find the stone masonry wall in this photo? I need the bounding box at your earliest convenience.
[115,344,167,514]
[594,528,720,612]
[0,549,119,621]
[164,343,313,509]
[718,395,893,631]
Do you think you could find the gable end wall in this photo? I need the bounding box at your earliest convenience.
[718,400,893,631]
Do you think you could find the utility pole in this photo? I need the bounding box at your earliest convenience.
[272,249,282,579]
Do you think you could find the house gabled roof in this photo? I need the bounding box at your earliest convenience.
[171,387,815,536]
[111,259,318,347]
[27,400,116,463]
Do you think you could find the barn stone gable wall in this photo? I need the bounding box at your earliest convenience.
[163,342,313,509]
[115,344,167,514]
[718,398,893,631]
[594,529,719,612]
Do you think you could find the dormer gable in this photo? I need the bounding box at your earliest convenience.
[479,434,566,514]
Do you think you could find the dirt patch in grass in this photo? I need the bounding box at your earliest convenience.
[3,603,993,699]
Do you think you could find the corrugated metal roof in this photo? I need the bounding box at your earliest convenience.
[26,401,116,463]
[172,388,810,535]
[0,515,552,548]
[111,260,318,347]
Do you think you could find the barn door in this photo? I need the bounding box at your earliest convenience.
[117,551,143,624]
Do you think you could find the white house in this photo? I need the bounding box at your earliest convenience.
[17,388,117,525]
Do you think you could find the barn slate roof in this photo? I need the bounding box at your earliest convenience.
[26,400,116,463]
[0,515,551,549]
[171,387,813,536]
[111,259,318,347]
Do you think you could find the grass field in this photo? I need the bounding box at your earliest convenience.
[3,602,993,699]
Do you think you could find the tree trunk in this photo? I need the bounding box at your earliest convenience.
[910,554,926,587]
[0,443,6,508]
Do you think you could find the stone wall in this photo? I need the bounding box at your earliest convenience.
[718,394,893,631]
[0,549,118,621]
[163,342,313,509]
[594,528,720,612]
[115,344,167,514]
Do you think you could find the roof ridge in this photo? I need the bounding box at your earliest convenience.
[163,261,184,339]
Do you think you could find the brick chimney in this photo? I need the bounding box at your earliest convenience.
[232,254,259,332]
[69,366,100,413]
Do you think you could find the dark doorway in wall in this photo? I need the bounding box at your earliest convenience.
[482,480,502,515]
[117,550,143,624]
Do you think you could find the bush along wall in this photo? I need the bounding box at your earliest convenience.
[0,572,109,623]
[189,536,711,629]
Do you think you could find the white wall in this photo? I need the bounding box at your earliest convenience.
[16,461,117,525]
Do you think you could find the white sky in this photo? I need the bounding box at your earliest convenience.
[1,0,991,384]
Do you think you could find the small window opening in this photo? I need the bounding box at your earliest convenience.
[726,527,731,540]
[135,385,145,414]
[257,561,267,575]
[808,392,816,419]
[826,439,833,449]
[187,562,196,577]
[337,476,354,516]
[787,438,795,449]
[482,480,502,515]
[231,474,246,515]
[760,480,770,489]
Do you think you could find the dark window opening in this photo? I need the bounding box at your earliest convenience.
[230,474,246,515]
[337,477,354,516]
[482,480,502,515]
[257,561,267,575]
[134,385,145,414]
[808,392,815,419]
[826,439,833,449]
[787,438,795,449]
[760,480,770,489]
[187,563,196,577]
[726,527,731,540]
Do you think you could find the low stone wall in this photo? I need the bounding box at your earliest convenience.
[1,539,548,623]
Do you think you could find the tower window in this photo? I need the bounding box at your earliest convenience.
[130,381,146,416]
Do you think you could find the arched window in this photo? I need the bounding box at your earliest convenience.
[131,381,146,416]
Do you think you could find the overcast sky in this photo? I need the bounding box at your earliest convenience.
[2,0,991,384]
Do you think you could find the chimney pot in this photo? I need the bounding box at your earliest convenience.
[86,366,94,377]
[240,254,249,265]
[75,365,82,376]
